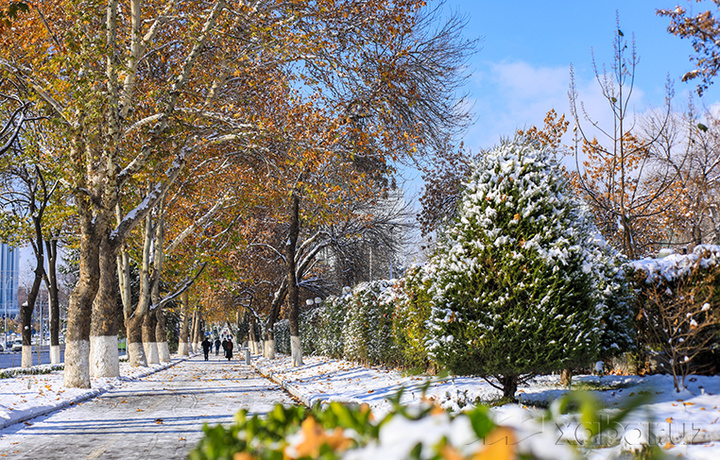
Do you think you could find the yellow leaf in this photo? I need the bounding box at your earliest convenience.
[471,426,516,460]
[440,444,464,460]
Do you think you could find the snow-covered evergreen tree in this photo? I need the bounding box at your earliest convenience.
[426,137,620,400]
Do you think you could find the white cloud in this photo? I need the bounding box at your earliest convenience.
[464,59,650,156]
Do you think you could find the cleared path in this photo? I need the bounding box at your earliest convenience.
[0,355,296,459]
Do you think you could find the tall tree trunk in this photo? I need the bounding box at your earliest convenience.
[264,281,287,359]
[178,290,190,356]
[247,312,258,354]
[126,313,146,367]
[22,210,47,368]
[286,194,302,366]
[143,309,159,364]
[123,210,154,367]
[90,237,120,377]
[155,307,170,362]
[45,239,61,365]
[64,228,101,388]
[195,317,205,347]
[189,311,198,353]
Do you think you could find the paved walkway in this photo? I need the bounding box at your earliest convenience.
[0,355,295,459]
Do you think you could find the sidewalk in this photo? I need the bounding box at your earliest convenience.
[0,355,184,430]
[0,353,295,459]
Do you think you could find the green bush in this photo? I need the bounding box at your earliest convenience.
[342,280,397,365]
[274,319,291,355]
[188,392,500,460]
[300,294,348,359]
[188,389,651,459]
[426,137,620,400]
[391,265,435,370]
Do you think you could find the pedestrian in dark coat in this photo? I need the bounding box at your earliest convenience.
[201,337,212,361]
[225,338,233,361]
[214,338,221,356]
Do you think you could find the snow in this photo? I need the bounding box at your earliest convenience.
[0,357,179,430]
[1,352,719,458]
[630,245,720,283]
[251,354,720,459]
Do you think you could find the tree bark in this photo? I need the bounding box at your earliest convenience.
[90,237,121,377]
[560,367,573,387]
[189,311,198,353]
[499,374,519,402]
[64,228,101,388]
[286,194,302,366]
[264,281,287,359]
[155,307,170,362]
[45,239,61,365]
[142,308,159,364]
[178,290,190,356]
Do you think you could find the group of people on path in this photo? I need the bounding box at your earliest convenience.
[201,335,234,361]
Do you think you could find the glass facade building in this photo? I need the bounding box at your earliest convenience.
[1,243,20,318]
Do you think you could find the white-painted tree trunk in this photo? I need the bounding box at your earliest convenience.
[248,340,257,355]
[89,335,120,377]
[290,335,303,367]
[63,340,91,388]
[21,345,32,368]
[178,340,189,356]
[144,342,160,364]
[50,345,61,365]
[127,341,147,367]
[158,342,171,362]
[264,339,275,359]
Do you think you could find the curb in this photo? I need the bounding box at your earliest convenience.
[249,355,330,408]
[0,354,193,430]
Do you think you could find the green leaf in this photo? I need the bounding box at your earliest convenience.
[698,123,708,132]
[467,405,495,439]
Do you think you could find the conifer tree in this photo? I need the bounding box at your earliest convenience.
[427,137,621,400]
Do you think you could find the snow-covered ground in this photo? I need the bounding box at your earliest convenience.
[0,357,181,430]
[1,352,719,459]
[252,354,720,459]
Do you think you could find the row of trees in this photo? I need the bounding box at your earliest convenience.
[0,0,474,388]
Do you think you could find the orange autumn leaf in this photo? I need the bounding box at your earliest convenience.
[289,417,353,458]
[471,426,517,460]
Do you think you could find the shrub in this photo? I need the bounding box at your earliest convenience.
[274,319,291,355]
[342,280,397,365]
[188,389,648,459]
[426,137,617,400]
[307,295,351,359]
[630,246,720,390]
[391,264,435,370]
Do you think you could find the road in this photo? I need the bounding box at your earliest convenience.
[0,347,65,369]
[0,355,296,459]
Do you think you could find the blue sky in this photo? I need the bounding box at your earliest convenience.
[444,0,720,153]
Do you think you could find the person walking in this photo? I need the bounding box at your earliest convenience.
[201,336,212,361]
[225,337,233,361]
[214,337,221,356]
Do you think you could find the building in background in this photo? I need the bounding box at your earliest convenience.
[1,243,20,319]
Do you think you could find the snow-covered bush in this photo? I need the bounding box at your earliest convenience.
[274,319,291,355]
[630,246,720,390]
[391,264,435,370]
[342,280,397,365]
[426,137,618,400]
[301,294,349,358]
